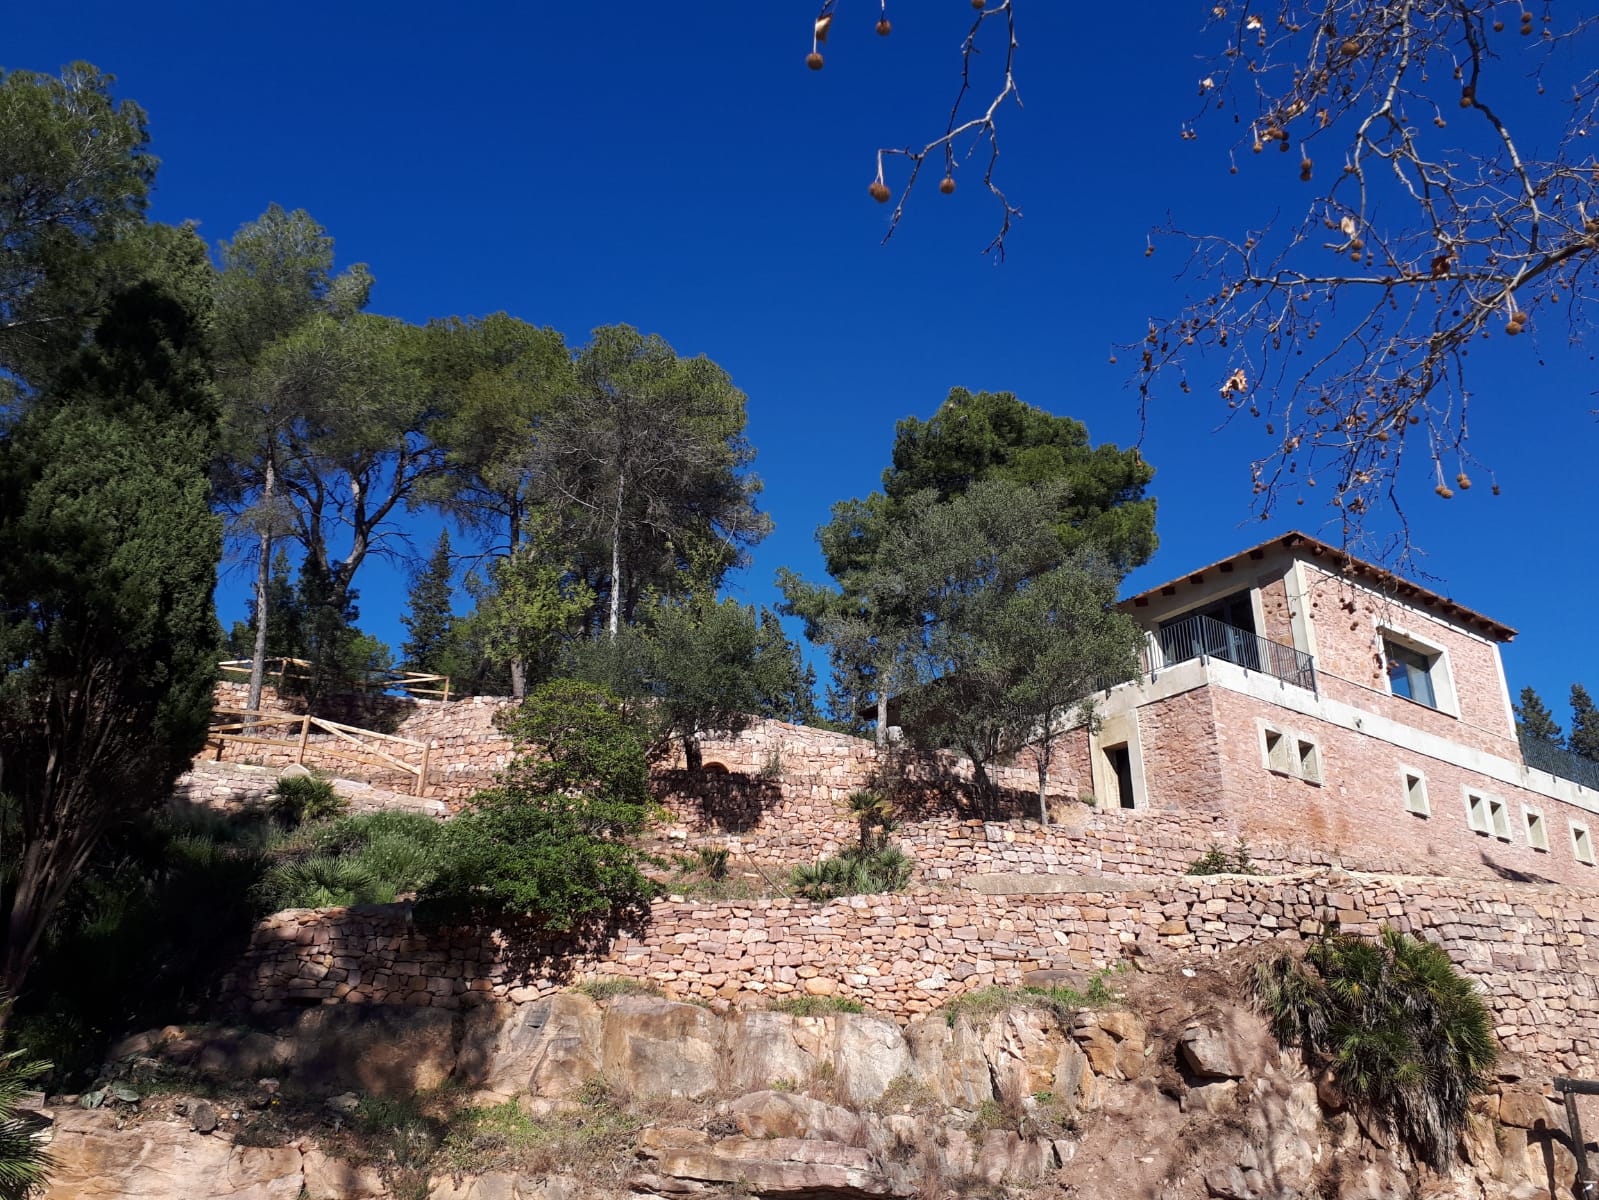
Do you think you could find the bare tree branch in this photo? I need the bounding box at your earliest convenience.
[1137,2,1599,537]
[809,1,1024,256]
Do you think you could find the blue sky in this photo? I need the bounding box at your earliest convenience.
[9,3,1595,720]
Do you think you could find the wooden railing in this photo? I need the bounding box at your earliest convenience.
[206,708,435,796]
[217,658,452,702]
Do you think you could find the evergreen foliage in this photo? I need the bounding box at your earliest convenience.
[423,681,658,929]
[1569,684,1599,762]
[0,63,155,393]
[0,225,221,999]
[1253,928,1496,1170]
[401,530,457,673]
[1513,686,1564,747]
[882,388,1158,572]
[781,392,1153,733]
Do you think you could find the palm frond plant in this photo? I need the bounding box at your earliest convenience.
[0,999,52,1200]
[1253,927,1496,1170]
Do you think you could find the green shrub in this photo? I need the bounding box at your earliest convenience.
[423,682,659,929]
[1252,927,1496,1169]
[267,775,345,827]
[767,995,865,1016]
[1187,839,1258,876]
[790,845,913,901]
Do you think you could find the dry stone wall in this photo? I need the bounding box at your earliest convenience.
[230,870,1599,1080]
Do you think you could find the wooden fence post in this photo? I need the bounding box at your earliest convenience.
[416,741,433,797]
[441,677,451,704]
[296,714,312,766]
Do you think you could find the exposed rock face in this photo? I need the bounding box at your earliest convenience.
[460,993,603,1101]
[46,969,1592,1200]
[599,997,723,1099]
[42,1108,302,1200]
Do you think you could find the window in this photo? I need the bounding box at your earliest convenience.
[1466,792,1490,835]
[1263,728,1293,774]
[1297,739,1322,785]
[1573,822,1596,866]
[1524,807,1549,853]
[1105,744,1136,809]
[1403,771,1430,817]
[1384,639,1439,708]
[1489,797,1511,841]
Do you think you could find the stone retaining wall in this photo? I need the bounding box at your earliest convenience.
[174,761,448,819]
[230,872,1599,1079]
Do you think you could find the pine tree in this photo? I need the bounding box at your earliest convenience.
[0,225,221,1002]
[1570,685,1599,762]
[401,530,455,673]
[1514,686,1564,747]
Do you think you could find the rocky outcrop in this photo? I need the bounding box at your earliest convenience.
[48,958,1598,1200]
[42,1108,303,1199]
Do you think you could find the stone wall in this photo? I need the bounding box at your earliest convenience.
[230,871,1599,1079]
[174,760,448,819]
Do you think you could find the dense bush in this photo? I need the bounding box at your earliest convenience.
[790,845,914,901]
[1253,927,1496,1169]
[423,681,659,929]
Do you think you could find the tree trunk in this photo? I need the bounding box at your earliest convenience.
[246,459,276,717]
[1036,749,1051,826]
[875,690,890,747]
[508,502,526,699]
[607,474,624,638]
[682,732,702,772]
[1,828,86,1022]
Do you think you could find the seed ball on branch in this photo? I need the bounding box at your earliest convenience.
[869,180,891,203]
[939,175,956,194]
[806,51,824,70]
[971,0,985,8]
[876,18,892,35]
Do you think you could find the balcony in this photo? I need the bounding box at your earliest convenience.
[1145,613,1318,694]
[1519,735,1599,791]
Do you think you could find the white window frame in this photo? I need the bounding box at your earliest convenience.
[1379,626,1460,718]
[1465,790,1491,836]
[1261,725,1293,775]
[1524,805,1549,853]
[1488,796,1511,841]
[1296,737,1322,785]
[1401,768,1430,817]
[1572,821,1596,867]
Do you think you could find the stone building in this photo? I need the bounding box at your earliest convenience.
[1079,530,1599,885]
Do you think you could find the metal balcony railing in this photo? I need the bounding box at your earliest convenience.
[1519,735,1599,791]
[1149,613,1317,693]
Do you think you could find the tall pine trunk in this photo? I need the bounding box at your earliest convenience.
[607,473,624,638]
[246,459,275,719]
[508,504,527,699]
